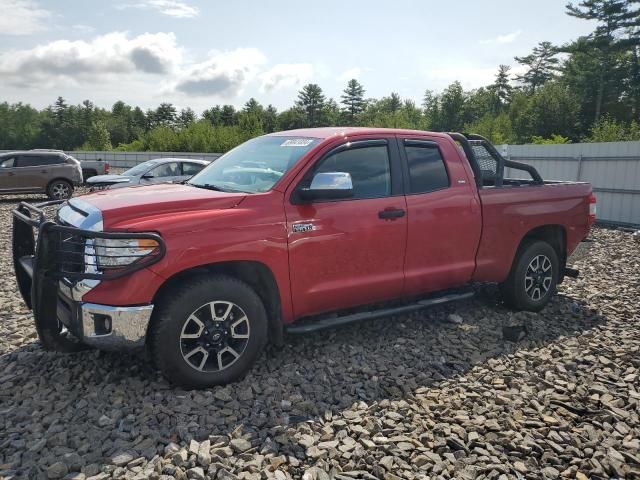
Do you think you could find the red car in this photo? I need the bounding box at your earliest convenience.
[12,128,596,388]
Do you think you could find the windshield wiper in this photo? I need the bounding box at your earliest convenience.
[188,183,248,193]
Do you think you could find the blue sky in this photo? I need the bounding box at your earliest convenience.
[0,0,595,113]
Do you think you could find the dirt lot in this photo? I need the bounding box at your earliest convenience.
[0,194,639,480]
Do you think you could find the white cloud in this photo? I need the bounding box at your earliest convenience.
[0,32,182,87]
[0,0,51,35]
[338,67,362,82]
[259,63,313,92]
[117,0,199,18]
[480,30,522,45]
[71,24,96,34]
[172,48,267,97]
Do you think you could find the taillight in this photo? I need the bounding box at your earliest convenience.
[588,193,597,226]
[105,162,110,173]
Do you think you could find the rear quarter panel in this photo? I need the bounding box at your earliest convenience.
[473,182,593,283]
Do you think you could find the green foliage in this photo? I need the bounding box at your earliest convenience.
[465,113,514,144]
[586,117,640,142]
[530,134,571,144]
[82,120,112,150]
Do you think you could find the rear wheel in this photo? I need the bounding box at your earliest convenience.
[47,179,73,200]
[149,275,268,388]
[501,240,559,312]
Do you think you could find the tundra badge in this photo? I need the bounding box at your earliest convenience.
[292,223,314,233]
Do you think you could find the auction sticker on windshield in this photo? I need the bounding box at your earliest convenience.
[281,139,314,147]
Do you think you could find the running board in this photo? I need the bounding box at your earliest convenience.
[286,290,475,334]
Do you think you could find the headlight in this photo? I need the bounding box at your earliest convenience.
[93,237,160,269]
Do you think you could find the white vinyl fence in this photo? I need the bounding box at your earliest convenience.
[499,141,640,227]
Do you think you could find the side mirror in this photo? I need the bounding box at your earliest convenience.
[299,172,353,202]
[141,173,154,180]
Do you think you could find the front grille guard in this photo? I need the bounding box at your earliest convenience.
[12,200,166,308]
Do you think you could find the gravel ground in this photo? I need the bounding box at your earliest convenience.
[0,194,639,480]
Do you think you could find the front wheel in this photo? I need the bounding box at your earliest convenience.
[148,275,268,388]
[500,240,559,312]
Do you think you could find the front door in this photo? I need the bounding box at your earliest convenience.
[285,138,407,318]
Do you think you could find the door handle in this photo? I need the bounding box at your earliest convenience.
[378,208,405,219]
[7,172,14,176]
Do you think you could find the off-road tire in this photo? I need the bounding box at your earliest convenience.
[501,240,559,312]
[148,275,268,388]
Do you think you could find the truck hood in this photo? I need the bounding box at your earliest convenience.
[74,183,246,228]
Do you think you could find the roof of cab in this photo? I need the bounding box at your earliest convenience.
[266,127,452,140]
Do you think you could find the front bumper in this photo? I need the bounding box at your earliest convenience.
[58,279,153,349]
[12,200,165,350]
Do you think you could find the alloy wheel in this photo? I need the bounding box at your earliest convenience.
[179,301,250,372]
[524,254,553,301]
[52,182,71,199]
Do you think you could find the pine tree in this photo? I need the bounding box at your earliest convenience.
[492,65,513,111]
[514,41,560,92]
[243,98,263,115]
[388,92,401,113]
[296,84,326,127]
[221,105,237,126]
[178,108,196,127]
[86,120,112,150]
[340,79,366,122]
[263,105,278,133]
[566,0,640,121]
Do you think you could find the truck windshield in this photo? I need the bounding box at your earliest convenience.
[188,136,319,193]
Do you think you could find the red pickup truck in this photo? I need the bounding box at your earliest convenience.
[12,128,596,388]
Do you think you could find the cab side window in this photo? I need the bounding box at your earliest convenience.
[314,145,391,199]
[404,144,450,194]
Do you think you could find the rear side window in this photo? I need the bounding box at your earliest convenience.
[16,155,64,167]
[182,162,204,176]
[405,144,449,194]
[315,145,391,199]
[0,156,15,168]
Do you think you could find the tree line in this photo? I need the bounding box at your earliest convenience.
[2,0,640,152]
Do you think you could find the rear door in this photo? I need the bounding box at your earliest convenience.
[11,154,55,191]
[285,138,407,318]
[399,136,482,296]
